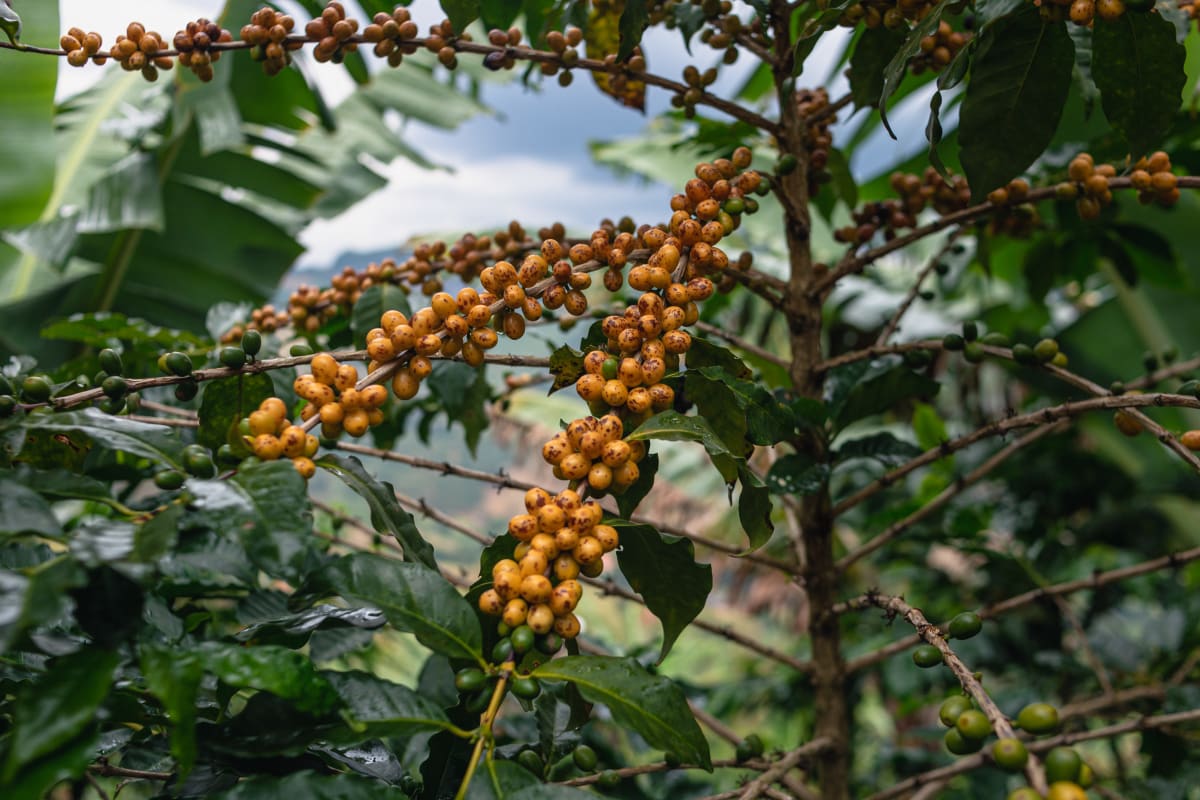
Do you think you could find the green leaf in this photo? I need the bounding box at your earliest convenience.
[481,0,523,29]
[959,8,1074,199]
[1111,223,1184,286]
[835,432,922,465]
[322,670,456,737]
[426,362,493,456]
[615,452,658,518]
[548,344,585,394]
[878,0,950,136]
[508,787,596,800]
[911,402,946,451]
[532,656,711,769]
[613,521,712,662]
[628,409,738,482]
[764,454,829,495]
[617,0,648,60]
[236,605,387,648]
[0,479,61,539]
[0,1,56,227]
[0,556,86,652]
[213,772,410,799]
[831,363,940,429]
[850,26,907,109]
[311,553,483,665]
[140,646,204,773]
[187,460,313,579]
[1093,13,1186,156]
[685,336,752,379]
[17,407,185,469]
[737,472,775,552]
[316,453,436,569]
[1,729,96,800]
[439,0,482,41]
[197,373,276,451]
[685,366,794,446]
[75,151,164,234]
[351,284,411,349]
[0,648,119,783]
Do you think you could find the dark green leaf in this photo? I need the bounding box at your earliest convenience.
[835,432,922,465]
[959,8,1074,199]
[685,366,794,446]
[0,556,86,652]
[213,772,410,799]
[441,0,481,38]
[0,479,61,539]
[197,373,276,451]
[671,4,707,53]
[323,670,456,737]
[0,2,57,227]
[831,363,941,429]
[480,0,523,29]
[685,336,752,379]
[311,553,483,664]
[613,521,712,662]
[850,26,907,108]
[17,408,185,469]
[548,345,585,394]
[627,410,738,482]
[316,453,436,569]
[1093,13,1186,156]
[426,362,492,456]
[351,284,412,349]
[468,759,540,800]
[508,787,596,800]
[764,454,830,495]
[617,0,648,60]
[0,648,119,782]
[737,471,775,552]
[615,452,658,518]
[236,605,387,648]
[532,656,711,769]
[1112,223,1184,286]
[879,0,950,136]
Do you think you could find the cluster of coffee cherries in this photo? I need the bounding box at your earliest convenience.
[541,414,647,493]
[109,23,174,82]
[241,396,322,479]
[795,88,837,194]
[60,28,105,68]
[836,0,941,30]
[1129,151,1181,207]
[984,178,1041,238]
[173,18,234,82]
[478,488,620,641]
[911,20,970,74]
[306,2,360,64]
[1059,153,1117,220]
[294,353,386,442]
[695,0,750,67]
[361,7,420,68]
[240,7,302,76]
[539,27,586,86]
[837,168,972,245]
[425,18,474,70]
[672,64,721,117]
[1039,0,1146,26]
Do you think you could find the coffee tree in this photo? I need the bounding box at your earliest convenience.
[0,0,1198,798]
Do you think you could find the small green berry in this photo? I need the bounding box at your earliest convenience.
[1033,338,1059,363]
[98,348,123,376]
[290,343,314,357]
[948,611,982,640]
[992,738,1028,771]
[572,744,598,771]
[153,470,186,490]
[219,346,247,369]
[1016,702,1059,734]
[944,728,983,755]
[510,675,541,700]
[962,321,978,341]
[938,696,973,727]
[912,644,943,668]
[454,668,487,693]
[21,376,52,403]
[955,709,991,741]
[1011,343,1038,365]
[241,329,263,357]
[101,375,128,400]
[942,333,965,351]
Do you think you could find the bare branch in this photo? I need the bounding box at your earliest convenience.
[735,738,834,800]
[875,232,962,347]
[841,545,1200,673]
[694,320,790,368]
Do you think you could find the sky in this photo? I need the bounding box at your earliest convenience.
[51,1,924,271]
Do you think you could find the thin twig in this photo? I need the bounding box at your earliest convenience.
[735,738,833,800]
[861,594,1048,794]
[694,320,790,368]
[839,545,1200,672]
[88,763,172,781]
[875,232,961,346]
[562,756,773,787]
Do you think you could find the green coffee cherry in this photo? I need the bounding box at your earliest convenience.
[944,728,983,755]
[596,769,621,790]
[904,348,932,368]
[175,380,199,402]
[963,341,985,363]
[510,624,535,654]
[948,611,982,640]
[736,733,764,761]
[912,644,943,668]
[21,376,51,403]
[98,348,123,376]
[572,744,598,772]
[776,154,798,175]
[183,445,216,478]
[942,333,965,351]
[219,346,247,369]
[955,709,991,740]
[216,444,241,468]
[491,637,514,663]
[241,329,263,357]
[535,632,563,655]
[992,738,1028,771]
[516,749,544,775]
[1016,702,1059,734]
[938,696,972,727]
[454,668,487,693]
[163,351,194,377]
[1044,746,1082,783]
[290,343,314,357]
[101,375,128,400]
[1034,338,1059,363]
[154,470,186,490]
[1011,343,1037,365]
[510,675,541,700]
[962,321,978,341]
[981,332,1010,347]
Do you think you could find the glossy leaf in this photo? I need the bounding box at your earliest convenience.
[532,656,711,769]
[440,0,481,35]
[467,759,540,800]
[764,454,829,495]
[835,432,923,465]
[1093,12,1186,156]
[212,772,411,799]
[0,1,56,228]
[0,478,60,539]
[830,362,940,429]
[317,453,436,569]
[685,366,794,446]
[0,556,86,653]
[849,26,907,109]
[628,409,739,482]
[351,284,412,349]
[197,373,276,452]
[615,452,658,518]
[613,521,712,662]
[323,670,456,737]
[959,8,1074,199]
[235,605,387,648]
[0,648,118,783]
[311,553,484,664]
[878,0,950,136]
[17,408,185,469]
[548,345,585,394]
[617,0,648,60]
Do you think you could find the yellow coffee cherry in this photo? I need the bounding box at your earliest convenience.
[502,598,529,628]
[292,456,316,479]
[310,353,339,384]
[554,612,582,639]
[478,588,503,616]
[253,434,284,460]
[527,603,555,634]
